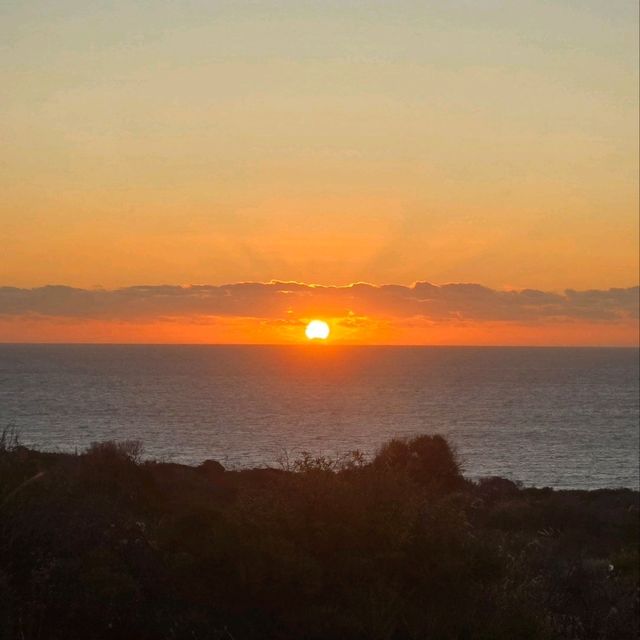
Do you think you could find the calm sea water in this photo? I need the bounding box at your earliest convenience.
[0,345,637,489]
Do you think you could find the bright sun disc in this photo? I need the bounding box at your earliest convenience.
[305,320,330,340]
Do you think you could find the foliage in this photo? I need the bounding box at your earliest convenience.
[0,427,20,454]
[0,435,637,639]
[373,434,467,491]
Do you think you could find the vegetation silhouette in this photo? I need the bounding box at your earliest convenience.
[0,429,637,639]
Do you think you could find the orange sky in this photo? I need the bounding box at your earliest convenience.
[1,2,638,344]
[0,316,636,347]
[0,282,637,345]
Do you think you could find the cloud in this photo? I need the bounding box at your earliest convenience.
[0,281,637,325]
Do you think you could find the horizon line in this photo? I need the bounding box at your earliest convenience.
[1,342,637,349]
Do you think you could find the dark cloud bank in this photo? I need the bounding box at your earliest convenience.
[0,282,637,324]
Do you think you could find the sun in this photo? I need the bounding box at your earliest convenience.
[305,319,330,341]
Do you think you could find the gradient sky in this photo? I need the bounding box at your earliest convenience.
[1,1,638,344]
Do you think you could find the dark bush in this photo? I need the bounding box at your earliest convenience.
[197,459,225,478]
[476,476,521,501]
[0,435,637,639]
[373,434,466,491]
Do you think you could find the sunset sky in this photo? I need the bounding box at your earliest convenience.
[1,1,638,344]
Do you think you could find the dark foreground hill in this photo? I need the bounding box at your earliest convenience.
[0,433,637,640]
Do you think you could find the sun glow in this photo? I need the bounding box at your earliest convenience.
[305,320,330,341]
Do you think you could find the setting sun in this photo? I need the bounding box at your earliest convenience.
[305,320,330,341]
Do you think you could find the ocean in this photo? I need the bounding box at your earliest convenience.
[0,344,637,489]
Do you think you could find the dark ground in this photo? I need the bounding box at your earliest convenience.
[0,433,637,639]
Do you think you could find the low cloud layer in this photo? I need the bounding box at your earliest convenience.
[0,282,637,325]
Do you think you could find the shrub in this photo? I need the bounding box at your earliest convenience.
[0,426,19,454]
[373,434,465,491]
[86,440,144,464]
[0,435,636,639]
